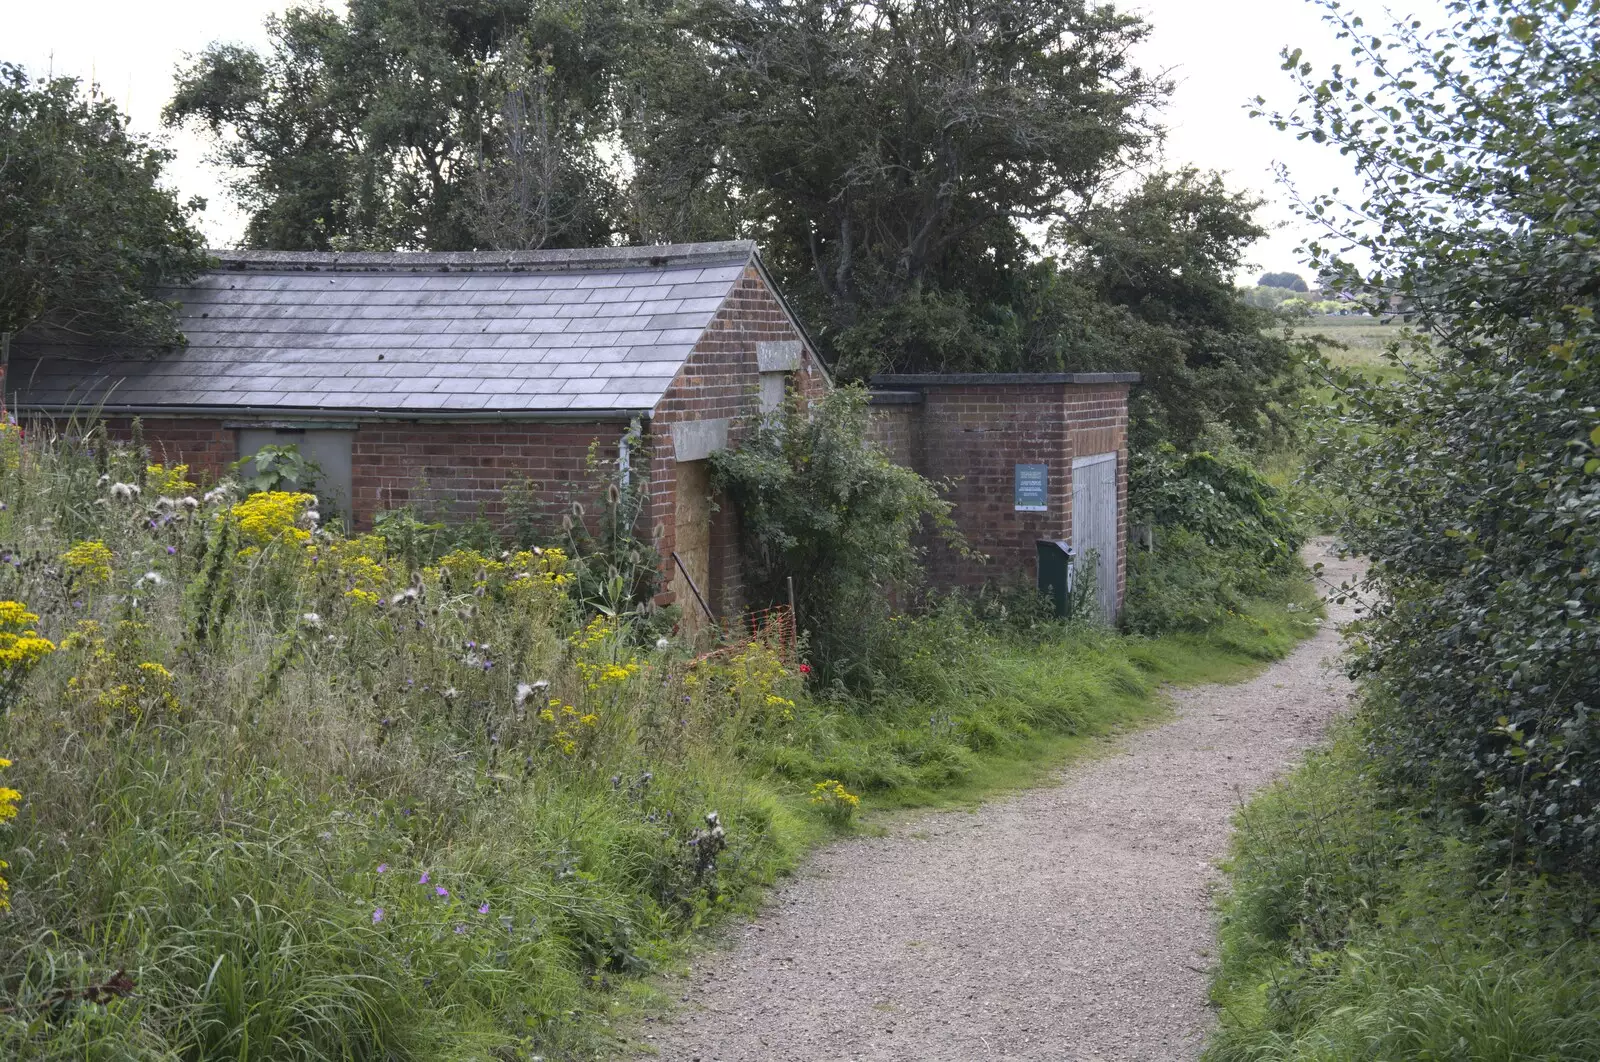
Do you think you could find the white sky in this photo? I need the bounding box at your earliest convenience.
[3,0,1448,282]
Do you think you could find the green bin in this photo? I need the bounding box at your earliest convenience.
[1036,539,1076,618]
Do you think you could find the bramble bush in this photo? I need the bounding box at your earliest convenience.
[1122,446,1307,639]
[712,386,963,691]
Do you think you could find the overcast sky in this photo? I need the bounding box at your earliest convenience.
[5,0,1448,282]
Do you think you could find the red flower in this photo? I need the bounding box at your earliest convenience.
[799,664,812,675]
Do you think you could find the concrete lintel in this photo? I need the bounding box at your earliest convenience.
[867,390,925,405]
[671,417,730,462]
[756,340,802,372]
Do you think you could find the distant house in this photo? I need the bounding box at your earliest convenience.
[7,241,828,623]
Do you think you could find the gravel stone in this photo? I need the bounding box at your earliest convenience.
[636,541,1364,1061]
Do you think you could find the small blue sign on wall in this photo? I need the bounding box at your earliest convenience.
[1014,463,1048,512]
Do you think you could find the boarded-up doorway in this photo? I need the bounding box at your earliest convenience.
[237,427,354,522]
[1071,452,1119,622]
[670,459,714,634]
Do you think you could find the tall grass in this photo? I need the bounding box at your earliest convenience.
[0,421,1318,1059]
[1207,729,1600,1062]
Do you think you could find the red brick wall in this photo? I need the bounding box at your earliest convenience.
[864,399,922,468]
[348,422,622,530]
[101,417,236,485]
[866,381,1131,612]
[99,416,624,533]
[646,265,823,618]
[916,385,1074,589]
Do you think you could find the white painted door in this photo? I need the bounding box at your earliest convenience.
[1071,452,1119,622]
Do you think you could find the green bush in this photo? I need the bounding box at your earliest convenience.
[711,386,960,690]
[1208,732,1600,1062]
[1123,447,1307,638]
[1272,0,1600,872]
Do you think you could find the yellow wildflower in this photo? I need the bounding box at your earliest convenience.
[810,779,860,824]
[0,602,55,710]
[230,491,316,547]
[0,422,20,473]
[146,463,197,496]
[0,755,17,910]
[61,540,114,586]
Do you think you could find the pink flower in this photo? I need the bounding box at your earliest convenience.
[377,863,388,874]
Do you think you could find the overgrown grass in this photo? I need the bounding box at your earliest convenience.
[0,425,1319,1060]
[1207,729,1600,1062]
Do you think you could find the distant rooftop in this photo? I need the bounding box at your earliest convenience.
[10,241,767,417]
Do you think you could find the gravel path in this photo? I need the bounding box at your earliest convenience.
[633,541,1364,1062]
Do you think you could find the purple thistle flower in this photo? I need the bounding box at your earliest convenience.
[436,886,449,898]
[377,863,388,874]
[166,545,177,555]
[373,908,385,923]
[478,903,490,915]
[419,871,429,884]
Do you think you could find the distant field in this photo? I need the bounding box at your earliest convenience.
[1293,315,1430,374]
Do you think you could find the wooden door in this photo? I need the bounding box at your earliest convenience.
[1071,452,1119,622]
[670,459,714,633]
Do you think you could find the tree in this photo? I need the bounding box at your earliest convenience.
[1275,0,1600,871]
[1257,270,1307,291]
[0,64,207,349]
[166,0,629,251]
[627,2,1298,446]
[628,0,1167,365]
[1058,169,1304,445]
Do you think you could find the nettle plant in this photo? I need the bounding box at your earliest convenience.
[1271,0,1600,869]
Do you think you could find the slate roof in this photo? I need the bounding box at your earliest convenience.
[9,241,766,417]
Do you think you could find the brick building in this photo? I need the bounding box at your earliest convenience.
[867,373,1138,619]
[7,241,827,623]
[8,241,1137,624]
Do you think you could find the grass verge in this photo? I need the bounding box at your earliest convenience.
[1206,728,1600,1062]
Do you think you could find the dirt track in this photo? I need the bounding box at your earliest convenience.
[633,541,1363,1062]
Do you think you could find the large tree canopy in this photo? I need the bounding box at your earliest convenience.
[0,64,206,347]
[166,0,631,251]
[624,0,1297,443]
[628,0,1164,360]
[168,0,1302,447]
